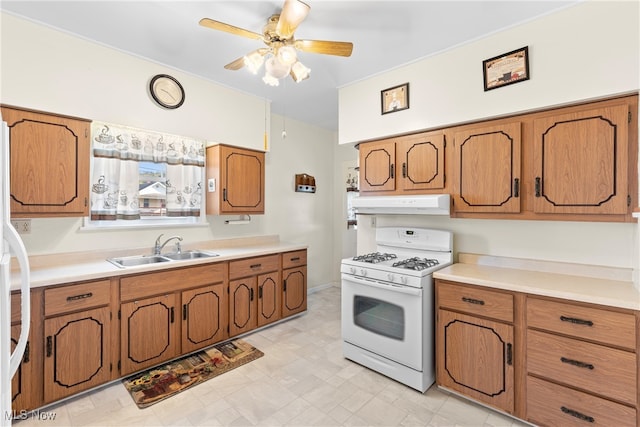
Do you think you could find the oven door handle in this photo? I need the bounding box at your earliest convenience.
[343,275,422,296]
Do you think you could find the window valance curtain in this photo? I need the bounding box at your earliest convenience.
[90,122,205,220]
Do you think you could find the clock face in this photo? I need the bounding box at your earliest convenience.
[149,74,185,109]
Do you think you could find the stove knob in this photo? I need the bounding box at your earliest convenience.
[387,273,395,282]
[360,269,367,277]
[400,276,408,284]
[349,267,356,274]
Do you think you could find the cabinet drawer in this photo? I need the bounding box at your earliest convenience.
[436,281,513,323]
[45,280,111,317]
[121,263,227,302]
[527,297,636,350]
[282,250,306,269]
[229,255,279,280]
[527,376,636,427]
[527,330,636,405]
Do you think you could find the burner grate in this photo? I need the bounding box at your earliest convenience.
[352,252,398,263]
[392,257,440,271]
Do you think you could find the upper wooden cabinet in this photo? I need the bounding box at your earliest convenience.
[453,122,522,213]
[449,94,637,222]
[532,102,631,215]
[206,144,265,215]
[1,105,90,217]
[359,131,446,194]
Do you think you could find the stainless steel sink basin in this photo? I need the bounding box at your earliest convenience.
[163,250,219,261]
[107,250,218,268]
[107,255,172,268]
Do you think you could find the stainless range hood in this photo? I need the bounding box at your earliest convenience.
[351,194,451,215]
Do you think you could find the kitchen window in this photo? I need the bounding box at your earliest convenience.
[85,122,206,228]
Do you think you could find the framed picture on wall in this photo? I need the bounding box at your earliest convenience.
[483,46,530,91]
[381,83,409,114]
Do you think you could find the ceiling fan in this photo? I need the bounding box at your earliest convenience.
[199,0,353,86]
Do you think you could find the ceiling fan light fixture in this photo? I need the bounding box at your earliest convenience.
[243,51,265,74]
[290,61,311,82]
[265,56,291,80]
[277,45,298,66]
[262,73,280,86]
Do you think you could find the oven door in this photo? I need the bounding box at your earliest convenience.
[341,273,423,370]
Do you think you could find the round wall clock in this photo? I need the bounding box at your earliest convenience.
[149,74,185,109]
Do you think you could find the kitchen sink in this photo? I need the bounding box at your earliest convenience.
[107,255,172,268]
[163,250,219,261]
[107,250,219,268]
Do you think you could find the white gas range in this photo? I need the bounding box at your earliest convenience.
[341,227,453,392]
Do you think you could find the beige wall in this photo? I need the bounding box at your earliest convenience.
[339,0,639,283]
[1,13,338,290]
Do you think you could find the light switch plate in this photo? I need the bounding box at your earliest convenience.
[208,178,216,192]
[11,219,31,234]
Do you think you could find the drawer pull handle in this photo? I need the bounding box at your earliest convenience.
[67,292,93,302]
[560,315,593,327]
[462,297,485,305]
[250,263,262,269]
[561,357,594,370]
[561,406,594,423]
[290,257,300,261]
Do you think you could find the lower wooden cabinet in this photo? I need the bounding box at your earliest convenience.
[257,271,281,327]
[44,307,111,403]
[282,250,307,317]
[120,293,178,376]
[437,309,515,413]
[181,284,228,354]
[228,276,258,337]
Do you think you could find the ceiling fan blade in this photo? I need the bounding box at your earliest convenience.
[295,40,353,57]
[224,56,247,71]
[276,0,310,39]
[199,18,263,40]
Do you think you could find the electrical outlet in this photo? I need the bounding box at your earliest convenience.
[11,219,31,234]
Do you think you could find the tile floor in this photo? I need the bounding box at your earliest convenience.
[15,286,530,427]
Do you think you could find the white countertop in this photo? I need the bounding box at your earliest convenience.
[433,253,640,311]
[11,235,307,291]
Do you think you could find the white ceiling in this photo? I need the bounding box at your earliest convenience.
[1,1,579,130]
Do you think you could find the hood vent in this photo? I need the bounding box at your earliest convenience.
[351,194,450,215]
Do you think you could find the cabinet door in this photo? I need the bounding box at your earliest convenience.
[437,309,514,413]
[120,294,177,375]
[11,323,34,412]
[257,271,281,327]
[2,107,90,217]
[532,104,629,215]
[397,132,446,191]
[282,266,307,317]
[453,122,521,213]
[181,284,228,354]
[43,307,111,403]
[359,140,396,192]
[221,146,265,214]
[229,277,257,337]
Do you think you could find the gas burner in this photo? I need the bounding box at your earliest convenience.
[392,257,440,271]
[352,252,398,263]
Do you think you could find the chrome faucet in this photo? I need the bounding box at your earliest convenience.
[154,234,183,255]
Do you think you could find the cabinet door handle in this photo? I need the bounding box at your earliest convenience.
[535,177,541,197]
[258,286,263,299]
[561,406,594,423]
[46,336,52,358]
[250,263,262,269]
[183,304,187,321]
[513,178,520,198]
[402,162,407,178]
[560,315,593,327]
[560,357,594,370]
[223,188,227,201]
[250,288,255,301]
[283,280,287,292]
[67,292,93,302]
[23,340,30,363]
[170,307,175,324]
[506,343,513,365]
[461,296,485,305]
[390,163,395,179]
